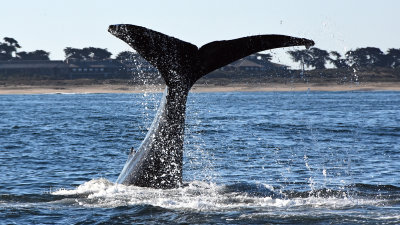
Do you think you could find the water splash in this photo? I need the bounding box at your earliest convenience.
[184,94,217,183]
[51,178,394,211]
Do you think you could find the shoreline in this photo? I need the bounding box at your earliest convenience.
[0,82,399,94]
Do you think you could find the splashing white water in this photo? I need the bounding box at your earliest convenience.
[52,179,386,211]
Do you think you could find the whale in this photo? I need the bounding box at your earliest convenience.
[108,24,314,188]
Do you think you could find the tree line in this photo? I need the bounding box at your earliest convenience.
[1,36,400,70]
[0,37,50,60]
[287,47,400,69]
[0,36,135,61]
[64,47,136,61]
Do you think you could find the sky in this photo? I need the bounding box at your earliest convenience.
[1,0,399,68]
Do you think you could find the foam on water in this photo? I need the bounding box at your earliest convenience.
[51,178,388,212]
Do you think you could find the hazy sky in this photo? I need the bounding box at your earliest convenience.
[1,0,399,68]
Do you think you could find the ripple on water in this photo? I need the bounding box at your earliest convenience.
[0,92,399,224]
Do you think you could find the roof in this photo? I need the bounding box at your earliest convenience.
[0,60,67,69]
[269,62,289,69]
[230,59,264,68]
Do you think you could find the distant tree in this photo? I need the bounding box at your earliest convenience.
[115,51,138,61]
[17,50,50,60]
[287,49,313,69]
[0,43,11,60]
[385,48,400,68]
[305,48,330,69]
[290,46,400,69]
[64,47,112,60]
[346,47,385,68]
[329,51,348,68]
[83,47,112,60]
[3,37,21,49]
[0,37,21,60]
[64,47,84,60]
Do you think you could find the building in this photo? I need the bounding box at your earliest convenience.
[225,58,267,71]
[0,54,289,79]
[0,59,133,79]
[0,60,68,78]
[221,56,289,72]
[116,56,158,74]
[66,59,125,78]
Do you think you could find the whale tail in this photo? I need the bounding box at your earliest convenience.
[108,24,314,188]
[108,24,314,88]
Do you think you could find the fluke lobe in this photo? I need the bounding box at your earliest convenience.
[108,24,314,188]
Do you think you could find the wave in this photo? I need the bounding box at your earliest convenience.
[45,179,400,210]
[2,179,398,211]
[1,179,399,224]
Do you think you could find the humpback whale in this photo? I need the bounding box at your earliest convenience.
[108,24,314,189]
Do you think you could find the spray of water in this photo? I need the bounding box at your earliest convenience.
[122,53,217,185]
[51,178,390,212]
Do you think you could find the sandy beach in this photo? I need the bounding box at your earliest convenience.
[0,82,399,94]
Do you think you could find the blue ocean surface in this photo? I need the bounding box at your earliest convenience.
[0,90,399,224]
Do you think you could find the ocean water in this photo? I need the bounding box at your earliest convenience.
[0,90,399,224]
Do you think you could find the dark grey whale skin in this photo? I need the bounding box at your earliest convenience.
[108,24,314,189]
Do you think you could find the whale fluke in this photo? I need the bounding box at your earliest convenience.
[197,35,314,77]
[108,24,314,88]
[108,24,314,188]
